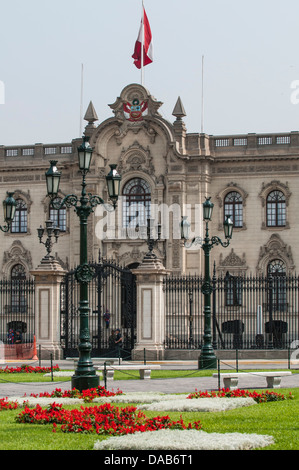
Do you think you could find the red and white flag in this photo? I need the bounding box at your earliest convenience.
[132,6,153,69]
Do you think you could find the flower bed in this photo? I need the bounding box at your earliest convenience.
[94,428,274,451]
[29,386,123,401]
[0,365,60,374]
[138,397,257,413]
[0,397,18,411]
[1,386,285,450]
[187,388,294,403]
[15,402,201,435]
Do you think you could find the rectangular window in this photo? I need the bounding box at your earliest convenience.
[233,138,248,146]
[258,137,272,145]
[267,203,286,227]
[11,211,27,233]
[225,276,242,306]
[60,146,73,154]
[276,136,290,145]
[44,147,57,155]
[215,139,230,147]
[6,149,18,157]
[22,148,35,156]
[50,207,67,232]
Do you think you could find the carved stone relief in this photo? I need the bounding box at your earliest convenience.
[218,248,247,276]
[2,240,33,278]
[256,234,295,274]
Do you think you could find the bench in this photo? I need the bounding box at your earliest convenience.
[95,364,161,380]
[212,371,292,390]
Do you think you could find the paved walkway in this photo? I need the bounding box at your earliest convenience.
[0,359,298,397]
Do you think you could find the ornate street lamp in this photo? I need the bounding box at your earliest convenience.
[136,217,161,259]
[145,218,161,259]
[45,136,121,391]
[37,220,60,260]
[181,197,233,369]
[1,192,17,232]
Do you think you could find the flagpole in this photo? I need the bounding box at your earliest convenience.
[141,0,144,86]
[201,55,204,134]
[80,63,84,136]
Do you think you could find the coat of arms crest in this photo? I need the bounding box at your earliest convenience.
[123,98,148,122]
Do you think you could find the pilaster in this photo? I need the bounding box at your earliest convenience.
[30,258,66,360]
[132,256,170,361]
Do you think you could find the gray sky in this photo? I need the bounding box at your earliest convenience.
[1,0,299,145]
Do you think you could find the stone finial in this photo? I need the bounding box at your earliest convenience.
[172,97,186,120]
[84,101,98,124]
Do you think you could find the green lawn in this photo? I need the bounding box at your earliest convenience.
[1,368,298,382]
[0,384,298,449]
[0,368,298,450]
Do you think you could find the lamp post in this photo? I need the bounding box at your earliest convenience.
[0,192,17,232]
[45,137,121,391]
[181,197,233,369]
[37,220,60,260]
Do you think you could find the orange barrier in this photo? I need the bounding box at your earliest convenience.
[4,343,35,360]
[32,336,38,360]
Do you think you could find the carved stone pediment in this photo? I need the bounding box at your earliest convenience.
[257,234,295,273]
[109,83,163,121]
[118,141,155,177]
[109,84,161,146]
[2,240,33,277]
[219,248,247,273]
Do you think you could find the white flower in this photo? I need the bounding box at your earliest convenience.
[93,392,189,404]
[138,397,257,412]
[94,429,274,451]
[7,396,83,406]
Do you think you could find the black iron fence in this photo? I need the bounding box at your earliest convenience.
[0,279,35,346]
[164,272,299,350]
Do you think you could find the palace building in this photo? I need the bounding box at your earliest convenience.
[1,82,298,278]
[1,83,299,356]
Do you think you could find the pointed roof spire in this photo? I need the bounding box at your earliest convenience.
[84,101,98,124]
[172,96,186,120]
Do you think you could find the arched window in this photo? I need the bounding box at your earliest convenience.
[267,259,286,275]
[224,191,243,227]
[11,199,27,233]
[11,264,26,280]
[266,191,286,227]
[49,197,66,231]
[122,178,151,228]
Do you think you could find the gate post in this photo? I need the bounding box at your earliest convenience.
[132,256,169,361]
[30,257,66,360]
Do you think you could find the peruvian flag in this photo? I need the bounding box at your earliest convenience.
[132,6,153,69]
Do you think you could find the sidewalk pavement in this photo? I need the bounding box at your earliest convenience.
[0,359,298,398]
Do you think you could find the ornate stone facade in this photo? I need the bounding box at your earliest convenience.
[1,83,299,278]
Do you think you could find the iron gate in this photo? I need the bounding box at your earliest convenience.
[0,278,35,359]
[60,259,136,358]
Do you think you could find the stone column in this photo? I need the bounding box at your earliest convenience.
[132,256,170,361]
[30,258,66,360]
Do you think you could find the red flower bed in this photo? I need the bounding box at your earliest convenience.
[0,397,18,411]
[0,365,60,374]
[29,386,123,401]
[187,388,294,403]
[15,402,202,435]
